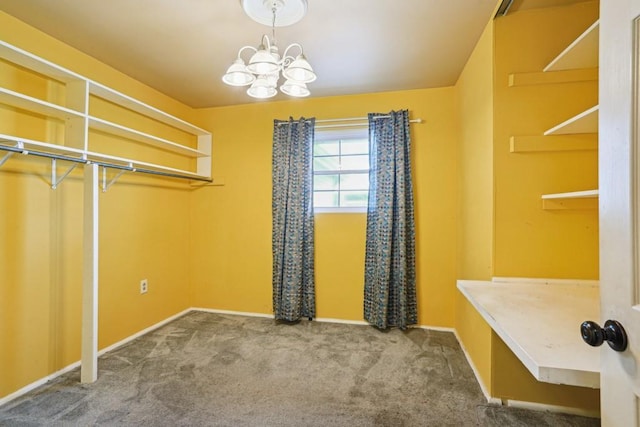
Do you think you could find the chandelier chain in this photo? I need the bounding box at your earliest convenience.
[271,6,277,46]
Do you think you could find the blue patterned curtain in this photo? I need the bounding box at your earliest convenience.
[364,110,417,329]
[272,117,316,321]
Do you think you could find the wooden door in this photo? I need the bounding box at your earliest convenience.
[599,1,640,425]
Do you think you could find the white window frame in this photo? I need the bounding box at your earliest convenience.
[313,127,369,213]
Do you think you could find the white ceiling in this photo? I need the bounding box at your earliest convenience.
[0,1,506,108]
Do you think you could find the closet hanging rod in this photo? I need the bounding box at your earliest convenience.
[277,116,424,126]
[0,144,212,183]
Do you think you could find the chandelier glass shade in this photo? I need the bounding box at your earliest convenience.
[222,0,315,99]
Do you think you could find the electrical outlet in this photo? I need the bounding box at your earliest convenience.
[140,279,148,294]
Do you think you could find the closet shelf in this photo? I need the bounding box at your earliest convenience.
[0,134,85,156]
[458,279,600,388]
[0,40,83,83]
[88,82,209,136]
[544,20,599,72]
[541,189,598,200]
[88,117,208,157]
[0,135,211,181]
[544,105,598,135]
[0,87,84,120]
[0,40,212,180]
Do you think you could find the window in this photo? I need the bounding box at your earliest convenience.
[313,129,369,211]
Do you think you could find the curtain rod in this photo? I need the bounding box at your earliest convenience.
[0,144,212,183]
[277,116,424,127]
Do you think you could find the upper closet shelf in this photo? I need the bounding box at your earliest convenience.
[0,40,83,83]
[544,105,598,135]
[544,20,599,72]
[0,87,84,120]
[0,135,210,181]
[88,82,209,136]
[88,117,208,157]
[0,39,212,180]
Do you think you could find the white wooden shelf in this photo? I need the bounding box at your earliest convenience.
[0,135,211,181]
[0,134,86,156]
[88,82,209,136]
[0,87,84,120]
[509,135,597,153]
[0,40,211,180]
[542,189,599,200]
[458,279,600,388]
[88,117,207,157]
[544,20,599,72]
[544,105,598,135]
[0,40,83,83]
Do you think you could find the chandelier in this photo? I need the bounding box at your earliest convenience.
[222,0,316,99]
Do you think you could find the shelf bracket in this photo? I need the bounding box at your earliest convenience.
[0,141,24,168]
[0,151,14,168]
[102,164,133,192]
[51,158,78,190]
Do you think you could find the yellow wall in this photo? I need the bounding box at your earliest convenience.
[454,18,495,394]
[455,0,600,412]
[491,334,599,409]
[493,2,599,279]
[0,11,195,399]
[189,88,459,327]
[456,19,495,282]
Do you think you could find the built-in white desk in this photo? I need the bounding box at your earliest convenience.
[457,279,600,388]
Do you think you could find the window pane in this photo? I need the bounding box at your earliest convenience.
[314,191,339,207]
[340,173,369,190]
[341,155,369,171]
[341,138,369,155]
[314,156,340,171]
[340,191,369,207]
[314,174,339,191]
[314,140,339,156]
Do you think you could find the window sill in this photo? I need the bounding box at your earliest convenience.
[314,207,367,214]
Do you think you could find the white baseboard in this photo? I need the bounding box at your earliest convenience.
[315,317,368,325]
[0,361,82,407]
[505,399,600,419]
[97,308,192,356]
[0,308,192,408]
[418,324,455,333]
[453,329,501,405]
[192,307,273,319]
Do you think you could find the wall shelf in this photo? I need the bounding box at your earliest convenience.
[0,40,83,83]
[509,135,597,153]
[544,105,598,135]
[544,20,599,72]
[541,189,598,200]
[88,117,207,158]
[541,190,598,210]
[88,82,208,136]
[509,68,598,87]
[0,87,84,120]
[0,40,212,181]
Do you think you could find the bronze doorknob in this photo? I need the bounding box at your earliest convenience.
[580,319,628,352]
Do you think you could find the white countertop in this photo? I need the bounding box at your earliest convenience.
[457,279,600,388]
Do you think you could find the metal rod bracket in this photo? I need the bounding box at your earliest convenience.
[102,165,128,192]
[51,159,78,190]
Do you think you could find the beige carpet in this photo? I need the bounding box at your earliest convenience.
[0,311,599,426]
